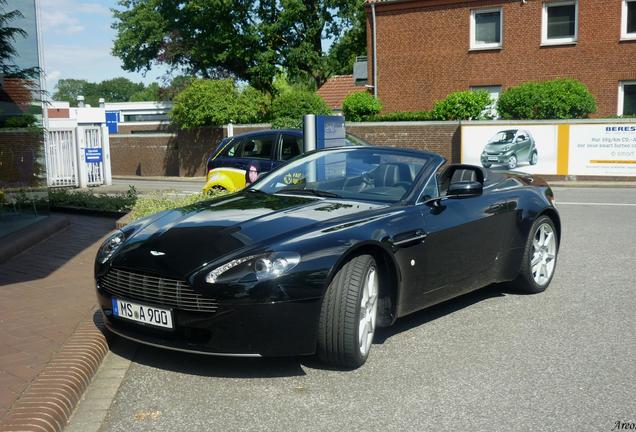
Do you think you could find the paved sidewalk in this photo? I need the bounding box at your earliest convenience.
[0,214,115,422]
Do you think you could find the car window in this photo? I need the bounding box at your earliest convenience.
[420,173,439,201]
[241,135,276,159]
[223,138,244,158]
[253,148,430,203]
[279,134,303,161]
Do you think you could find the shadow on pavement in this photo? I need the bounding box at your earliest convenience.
[0,214,115,285]
[97,283,512,377]
[374,283,507,344]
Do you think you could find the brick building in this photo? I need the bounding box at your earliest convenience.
[365,0,636,117]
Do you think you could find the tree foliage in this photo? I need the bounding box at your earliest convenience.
[497,79,597,119]
[170,79,270,129]
[112,0,367,93]
[342,91,381,121]
[270,88,331,127]
[430,90,493,120]
[53,76,192,106]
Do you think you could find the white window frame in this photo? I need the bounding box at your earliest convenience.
[470,7,503,50]
[541,0,578,46]
[621,0,636,41]
[618,81,636,116]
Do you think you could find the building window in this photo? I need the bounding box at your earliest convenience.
[470,8,503,50]
[542,1,578,45]
[470,85,502,118]
[618,81,636,116]
[622,0,636,40]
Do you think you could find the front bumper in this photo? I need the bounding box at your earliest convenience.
[481,151,512,165]
[97,288,322,357]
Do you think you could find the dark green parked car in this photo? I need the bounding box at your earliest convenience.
[481,129,538,170]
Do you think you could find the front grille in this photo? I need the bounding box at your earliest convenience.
[99,268,219,312]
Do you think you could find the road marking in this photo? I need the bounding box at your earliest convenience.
[558,202,636,207]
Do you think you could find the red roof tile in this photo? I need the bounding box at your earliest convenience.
[317,75,368,110]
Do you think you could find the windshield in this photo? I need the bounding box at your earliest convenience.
[489,130,517,144]
[251,148,431,203]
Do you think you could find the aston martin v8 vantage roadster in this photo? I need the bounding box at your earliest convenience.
[95,146,560,368]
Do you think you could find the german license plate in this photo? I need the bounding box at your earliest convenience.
[111,297,173,329]
[488,156,499,162]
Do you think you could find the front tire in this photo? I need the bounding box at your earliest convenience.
[482,162,492,168]
[511,216,558,294]
[507,155,518,170]
[317,255,378,368]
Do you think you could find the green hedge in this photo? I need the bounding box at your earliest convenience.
[365,111,433,122]
[129,190,226,221]
[171,79,269,128]
[342,92,382,122]
[430,90,492,120]
[270,89,331,128]
[497,78,597,120]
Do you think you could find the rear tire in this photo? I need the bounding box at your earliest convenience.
[317,255,378,369]
[530,151,538,165]
[511,215,558,294]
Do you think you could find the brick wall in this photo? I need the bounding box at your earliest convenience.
[110,124,274,176]
[347,122,460,162]
[368,0,636,117]
[0,129,46,188]
[109,122,460,176]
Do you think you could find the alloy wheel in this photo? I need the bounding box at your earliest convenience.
[508,155,517,170]
[531,223,557,286]
[358,266,378,357]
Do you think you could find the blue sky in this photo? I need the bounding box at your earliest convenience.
[38,0,168,92]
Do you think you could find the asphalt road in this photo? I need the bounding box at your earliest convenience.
[84,188,636,432]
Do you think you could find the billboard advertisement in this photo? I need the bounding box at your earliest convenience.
[462,125,558,175]
[568,124,636,176]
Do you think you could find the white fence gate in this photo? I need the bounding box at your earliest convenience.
[45,125,112,188]
[46,129,78,187]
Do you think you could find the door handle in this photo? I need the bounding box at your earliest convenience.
[487,202,507,213]
[392,229,428,246]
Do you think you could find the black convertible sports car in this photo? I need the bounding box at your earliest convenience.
[95,146,560,368]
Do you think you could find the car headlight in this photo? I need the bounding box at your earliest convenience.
[206,252,300,284]
[96,230,125,264]
[502,145,511,152]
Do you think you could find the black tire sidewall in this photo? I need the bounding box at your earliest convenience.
[519,216,559,293]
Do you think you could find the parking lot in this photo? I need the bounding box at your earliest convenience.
[72,187,635,432]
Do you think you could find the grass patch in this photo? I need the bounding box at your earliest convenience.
[129,190,227,221]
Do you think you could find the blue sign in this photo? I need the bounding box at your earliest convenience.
[105,111,120,134]
[85,148,103,164]
[316,115,346,149]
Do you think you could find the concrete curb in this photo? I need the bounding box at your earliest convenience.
[0,317,109,432]
[0,215,69,265]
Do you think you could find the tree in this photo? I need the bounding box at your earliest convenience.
[53,77,148,106]
[326,1,367,76]
[112,0,367,93]
[130,82,161,101]
[170,79,269,129]
[52,79,90,104]
[95,77,145,104]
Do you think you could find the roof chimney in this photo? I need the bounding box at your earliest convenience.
[77,95,85,108]
[98,98,105,108]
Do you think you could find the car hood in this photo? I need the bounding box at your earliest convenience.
[484,142,512,152]
[110,192,387,279]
